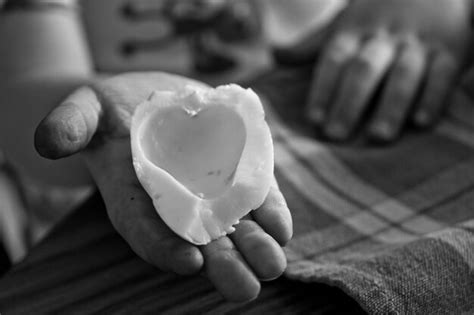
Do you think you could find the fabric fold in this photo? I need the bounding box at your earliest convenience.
[252,67,474,314]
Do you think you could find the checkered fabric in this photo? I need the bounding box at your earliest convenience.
[251,67,474,314]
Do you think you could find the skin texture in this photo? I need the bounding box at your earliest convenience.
[280,0,471,142]
[34,72,293,302]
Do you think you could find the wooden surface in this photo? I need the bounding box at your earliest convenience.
[0,192,365,314]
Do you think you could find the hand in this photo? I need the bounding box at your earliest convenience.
[283,0,471,142]
[34,72,293,302]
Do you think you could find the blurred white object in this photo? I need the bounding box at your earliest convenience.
[261,0,348,47]
[0,0,92,80]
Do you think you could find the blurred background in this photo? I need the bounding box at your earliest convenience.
[0,0,345,186]
[0,0,345,259]
[82,0,269,84]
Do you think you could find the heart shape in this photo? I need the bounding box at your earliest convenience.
[141,105,246,199]
[131,85,273,244]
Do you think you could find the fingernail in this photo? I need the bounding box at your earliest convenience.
[324,122,348,140]
[414,110,431,127]
[370,121,394,140]
[172,246,203,275]
[307,108,325,124]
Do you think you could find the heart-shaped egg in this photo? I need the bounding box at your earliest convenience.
[131,84,274,245]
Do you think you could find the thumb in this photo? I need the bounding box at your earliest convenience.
[35,86,101,159]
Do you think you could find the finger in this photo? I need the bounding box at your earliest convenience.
[305,32,360,125]
[413,51,458,127]
[118,199,204,276]
[252,179,293,246]
[201,236,261,302]
[107,181,204,276]
[86,140,203,276]
[34,86,101,159]
[324,31,396,140]
[230,220,286,281]
[368,36,427,142]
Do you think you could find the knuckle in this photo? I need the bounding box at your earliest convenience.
[323,35,358,65]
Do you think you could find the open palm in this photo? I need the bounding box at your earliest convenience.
[34,72,293,302]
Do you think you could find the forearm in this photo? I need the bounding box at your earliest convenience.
[0,0,91,80]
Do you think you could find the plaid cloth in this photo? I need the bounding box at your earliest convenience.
[1,66,472,313]
[250,67,474,315]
